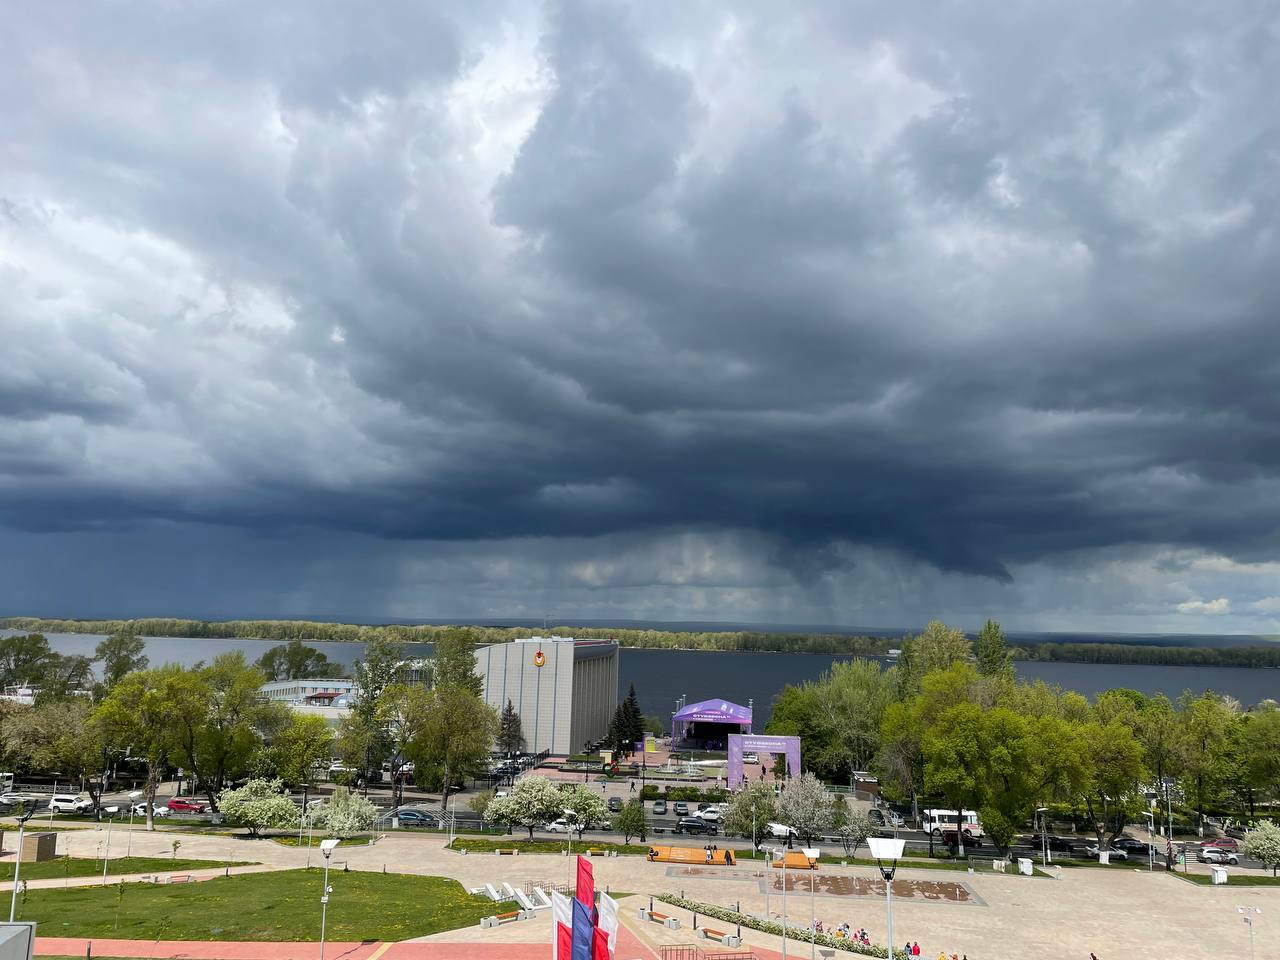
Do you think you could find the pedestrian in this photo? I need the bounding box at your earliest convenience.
[903,943,911,957]
[912,943,921,957]
[630,780,636,793]
[705,844,712,864]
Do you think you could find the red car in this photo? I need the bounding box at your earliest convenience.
[1211,837,1239,852]
[166,797,207,813]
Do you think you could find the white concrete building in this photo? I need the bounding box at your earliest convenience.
[475,637,619,756]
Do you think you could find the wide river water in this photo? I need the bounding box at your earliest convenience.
[11,630,1279,722]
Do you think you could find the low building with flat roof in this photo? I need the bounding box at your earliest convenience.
[476,637,618,756]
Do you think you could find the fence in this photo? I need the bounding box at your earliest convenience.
[659,947,757,960]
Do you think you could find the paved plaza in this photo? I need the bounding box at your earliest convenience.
[12,825,1280,959]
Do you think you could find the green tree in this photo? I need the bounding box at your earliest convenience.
[1244,706,1280,814]
[93,667,179,830]
[0,634,56,688]
[1081,719,1147,847]
[93,632,149,690]
[497,699,524,755]
[218,778,299,836]
[1178,691,1239,821]
[349,636,408,723]
[469,789,495,816]
[616,797,648,843]
[974,619,1013,679]
[721,779,778,851]
[377,683,434,802]
[431,629,482,696]
[408,684,498,809]
[253,713,333,791]
[255,640,337,681]
[1240,820,1280,877]
[900,620,972,686]
[621,684,644,745]
[830,795,874,857]
[1,698,112,810]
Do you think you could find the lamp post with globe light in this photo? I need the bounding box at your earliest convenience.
[1035,807,1049,866]
[125,790,143,858]
[318,838,340,960]
[1237,905,1260,960]
[868,835,906,960]
[8,802,39,922]
[100,805,120,886]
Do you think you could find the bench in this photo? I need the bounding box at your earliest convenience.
[480,910,528,929]
[646,845,732,865]
[640,909,681,930]
[494,848,519,855]
[697,927,743,947]
[166,874,195,884]
[770,852,818,870]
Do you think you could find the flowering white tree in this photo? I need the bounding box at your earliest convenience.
[562,785,609,839]
[486,775,564,839]
[309,786,378,838]
[1241,820,1280,876]
[218,778,299,837]
[777,772,831,845]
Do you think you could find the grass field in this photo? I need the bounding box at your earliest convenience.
[450,836,651,855]
[0,856,250,882]
[269,835,369,847]
[1175,871,1280,885]
[16,868,512,940]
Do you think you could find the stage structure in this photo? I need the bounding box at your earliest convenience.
[671,698,752,749]
[727,733,801,789]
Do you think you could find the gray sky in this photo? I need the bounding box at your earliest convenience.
[2,1,1279,633]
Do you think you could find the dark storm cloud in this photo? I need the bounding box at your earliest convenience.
[2,0,1280,623]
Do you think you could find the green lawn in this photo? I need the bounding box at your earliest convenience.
[270,835,369,848]
[450,836,651,856]
[1175,871,1280,886]
[0,856,250,881]
[15,868,513,940]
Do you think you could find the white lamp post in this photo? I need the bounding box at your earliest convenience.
[868,835,906,960]
[1035,807,1050,866]
[8,803,38,922]
[126,790,143,858]
[318,838,340,960]
[802,848,820,960]
[1238,905,1260,960]
[100,805,120,886]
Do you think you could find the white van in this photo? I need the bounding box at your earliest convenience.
[922,808,984,840]
[49,793,93,814]
[767,822,800,840]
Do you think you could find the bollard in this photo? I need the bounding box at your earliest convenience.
[86,943,92,960]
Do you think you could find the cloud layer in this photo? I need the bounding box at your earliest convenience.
[2,1,1280,630]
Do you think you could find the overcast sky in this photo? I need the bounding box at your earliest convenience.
[2,2,1279,633]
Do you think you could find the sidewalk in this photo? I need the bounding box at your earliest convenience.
[2,863,277,892]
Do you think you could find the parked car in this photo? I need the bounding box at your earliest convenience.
[1210,837,1240,852]
[674,816,718,835]
[1112,837,1152,855]
[1198,846,1239,865]
[48,794,94,814]
[608,796,623,813]
[546,818,572,833]
[937,829,982,848]
[695,807,720,822]
[652,799,668,816]
[768,822,800,841]
[1084,844,1128,860]
[1035,834,1078,852]
[396,809,438,827]
[673,801,689,816]
[166,797,207,814]
[131,801,169,818]
[868,809,904,829]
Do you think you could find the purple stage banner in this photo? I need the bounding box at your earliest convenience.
[727,734,800,789]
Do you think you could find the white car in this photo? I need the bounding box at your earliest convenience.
[545,818,572,833]
[49,794,94,814]
[1084,844,1128,861]
[132,802,170,817]
[768,822,800,840]
[695,807,721,823]
[0,792,40,806]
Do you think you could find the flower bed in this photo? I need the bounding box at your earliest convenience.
[654,894,909,958]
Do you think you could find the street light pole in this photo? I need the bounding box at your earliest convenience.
[319,838,340,960]
[8,804,38,922]
[868,836,906,960]
[1238,905,1260,960]
[1036,808,1049,867]
[101,805,120,886]
[126,790,143,858]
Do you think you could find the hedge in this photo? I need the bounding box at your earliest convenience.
[654,895,909,958]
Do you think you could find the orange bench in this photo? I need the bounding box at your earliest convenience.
[770,852,818,870]
[647,845,735,865]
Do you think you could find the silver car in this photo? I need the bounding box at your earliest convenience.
[1197,846,1239,865]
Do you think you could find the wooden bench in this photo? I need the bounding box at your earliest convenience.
[697,927,742,947]
[770,852,818,870]
[494,848,519,856]
[647,845,733,865]
[480,910,529,929]
[641,909,680,930]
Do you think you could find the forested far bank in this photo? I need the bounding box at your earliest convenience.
[2,616,1279,668]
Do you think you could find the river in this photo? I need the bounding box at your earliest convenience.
[9,630,1278,722]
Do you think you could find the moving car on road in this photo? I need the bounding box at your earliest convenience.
[1084,843,1128,860]
[396,808,438,827]
[165,797,207,814]
[674,816,718,835]
[48,794,93,814]
[1197,846,1239,865]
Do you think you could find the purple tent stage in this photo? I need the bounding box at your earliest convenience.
[671,698,753,747]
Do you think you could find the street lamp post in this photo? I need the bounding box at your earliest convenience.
[318,838,340,960]
[8,803,39,922]
[766,846,788,959]
[126,790,143,858]
[868,836,906,960]
[1144,812,1156,872]
[101,805,120,886]
[1238,906,1260,960]
[1035,808,1049,867]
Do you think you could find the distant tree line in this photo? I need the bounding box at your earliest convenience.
[4,616,1278,669]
